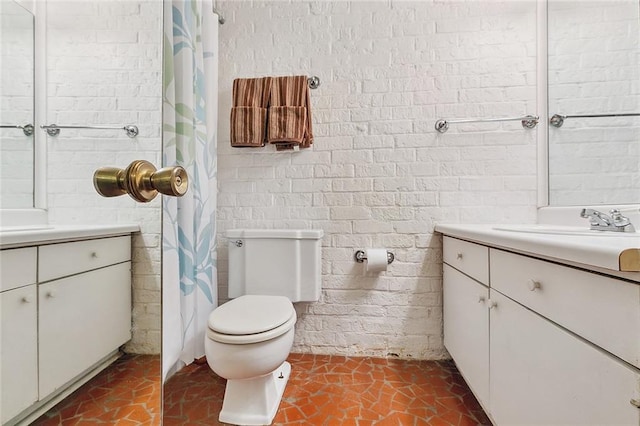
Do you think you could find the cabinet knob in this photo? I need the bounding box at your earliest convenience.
[488,299,498,309]
[90,251,98,258]
[456,252,463,260]
[21,296,31,303]
[478,295,486,303]
[631,398,640,409]
[46,291,56,298]
[527,279,541,291]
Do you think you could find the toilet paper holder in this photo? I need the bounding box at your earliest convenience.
[354,250,395,265]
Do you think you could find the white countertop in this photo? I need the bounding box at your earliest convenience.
[0,224,140,249]
[435,223,640,279]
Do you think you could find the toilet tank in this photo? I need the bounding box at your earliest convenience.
[226,229,324,302]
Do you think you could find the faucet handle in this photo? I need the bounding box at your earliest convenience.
[610,209,631,226]
[580,208,601,219]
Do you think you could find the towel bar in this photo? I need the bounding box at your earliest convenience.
[549,112,640,128]
[435,115,539,133]
[41,124,139,138]
[1,124,34,136]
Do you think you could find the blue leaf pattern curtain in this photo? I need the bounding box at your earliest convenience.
[162,0,218,380]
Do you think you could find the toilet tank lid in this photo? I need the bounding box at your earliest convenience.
[226,229,324,240]
[208,295,295,335]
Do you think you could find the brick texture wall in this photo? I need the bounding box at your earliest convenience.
[217,1,539,359]
[45,0,162,354]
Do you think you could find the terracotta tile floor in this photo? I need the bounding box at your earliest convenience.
[164,353,492,425]
[32,353,161,426]
[28,352,489,425]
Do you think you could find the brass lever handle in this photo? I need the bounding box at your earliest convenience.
[93,160,188,203]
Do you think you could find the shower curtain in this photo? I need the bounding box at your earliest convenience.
[162,0,218,380]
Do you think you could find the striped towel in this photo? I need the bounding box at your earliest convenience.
[268,76,314,151]
[230,77,272,147]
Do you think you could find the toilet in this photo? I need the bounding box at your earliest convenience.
[204,229,323,425]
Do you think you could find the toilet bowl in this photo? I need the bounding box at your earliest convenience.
[205,229,323,425]
[204,295,297,425]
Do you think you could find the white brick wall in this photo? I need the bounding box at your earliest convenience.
[45,0,162,354]
[548,0,640,205]
[217,0,539,359]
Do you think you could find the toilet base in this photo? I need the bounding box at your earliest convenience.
[219,361,291,425]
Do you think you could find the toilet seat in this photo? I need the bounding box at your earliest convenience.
[207,295,297,345]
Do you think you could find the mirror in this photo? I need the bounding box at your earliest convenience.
[547,0,640,206]
[0,0,162,423]
[0,0,35,209]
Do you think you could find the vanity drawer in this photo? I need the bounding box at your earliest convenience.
[443,237,489,285]
[0,247,37,292]
[490,248,640,368]
[39,236,131,282]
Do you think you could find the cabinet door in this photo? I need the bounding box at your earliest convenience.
[1,285,38,423]
[490,290,640,426]
[38,262,132,397]
[443,264,490,409]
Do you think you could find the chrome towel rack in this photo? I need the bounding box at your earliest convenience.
[1,124,34,136]
[41,124,139,138]
[435,115,539,133]
[549,113,640,128]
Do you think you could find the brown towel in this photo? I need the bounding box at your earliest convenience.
[268,76,314,151]
[230,77,271,147]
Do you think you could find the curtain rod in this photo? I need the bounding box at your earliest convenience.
[212,3,225,25]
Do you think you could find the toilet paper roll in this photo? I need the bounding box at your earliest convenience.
[365,248,388,273]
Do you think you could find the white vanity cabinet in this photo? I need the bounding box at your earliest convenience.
[442,239,490,410]
[490,290,639,425]
[0,248,38,424]
[0,232,133,425]
[38,263,131,396]
[442,235,640,426]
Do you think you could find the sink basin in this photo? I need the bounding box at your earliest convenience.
[493,224,640,237]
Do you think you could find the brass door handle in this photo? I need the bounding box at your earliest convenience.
[93,160,188,203]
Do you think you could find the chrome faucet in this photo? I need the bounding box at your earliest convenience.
[580,208,636,233]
